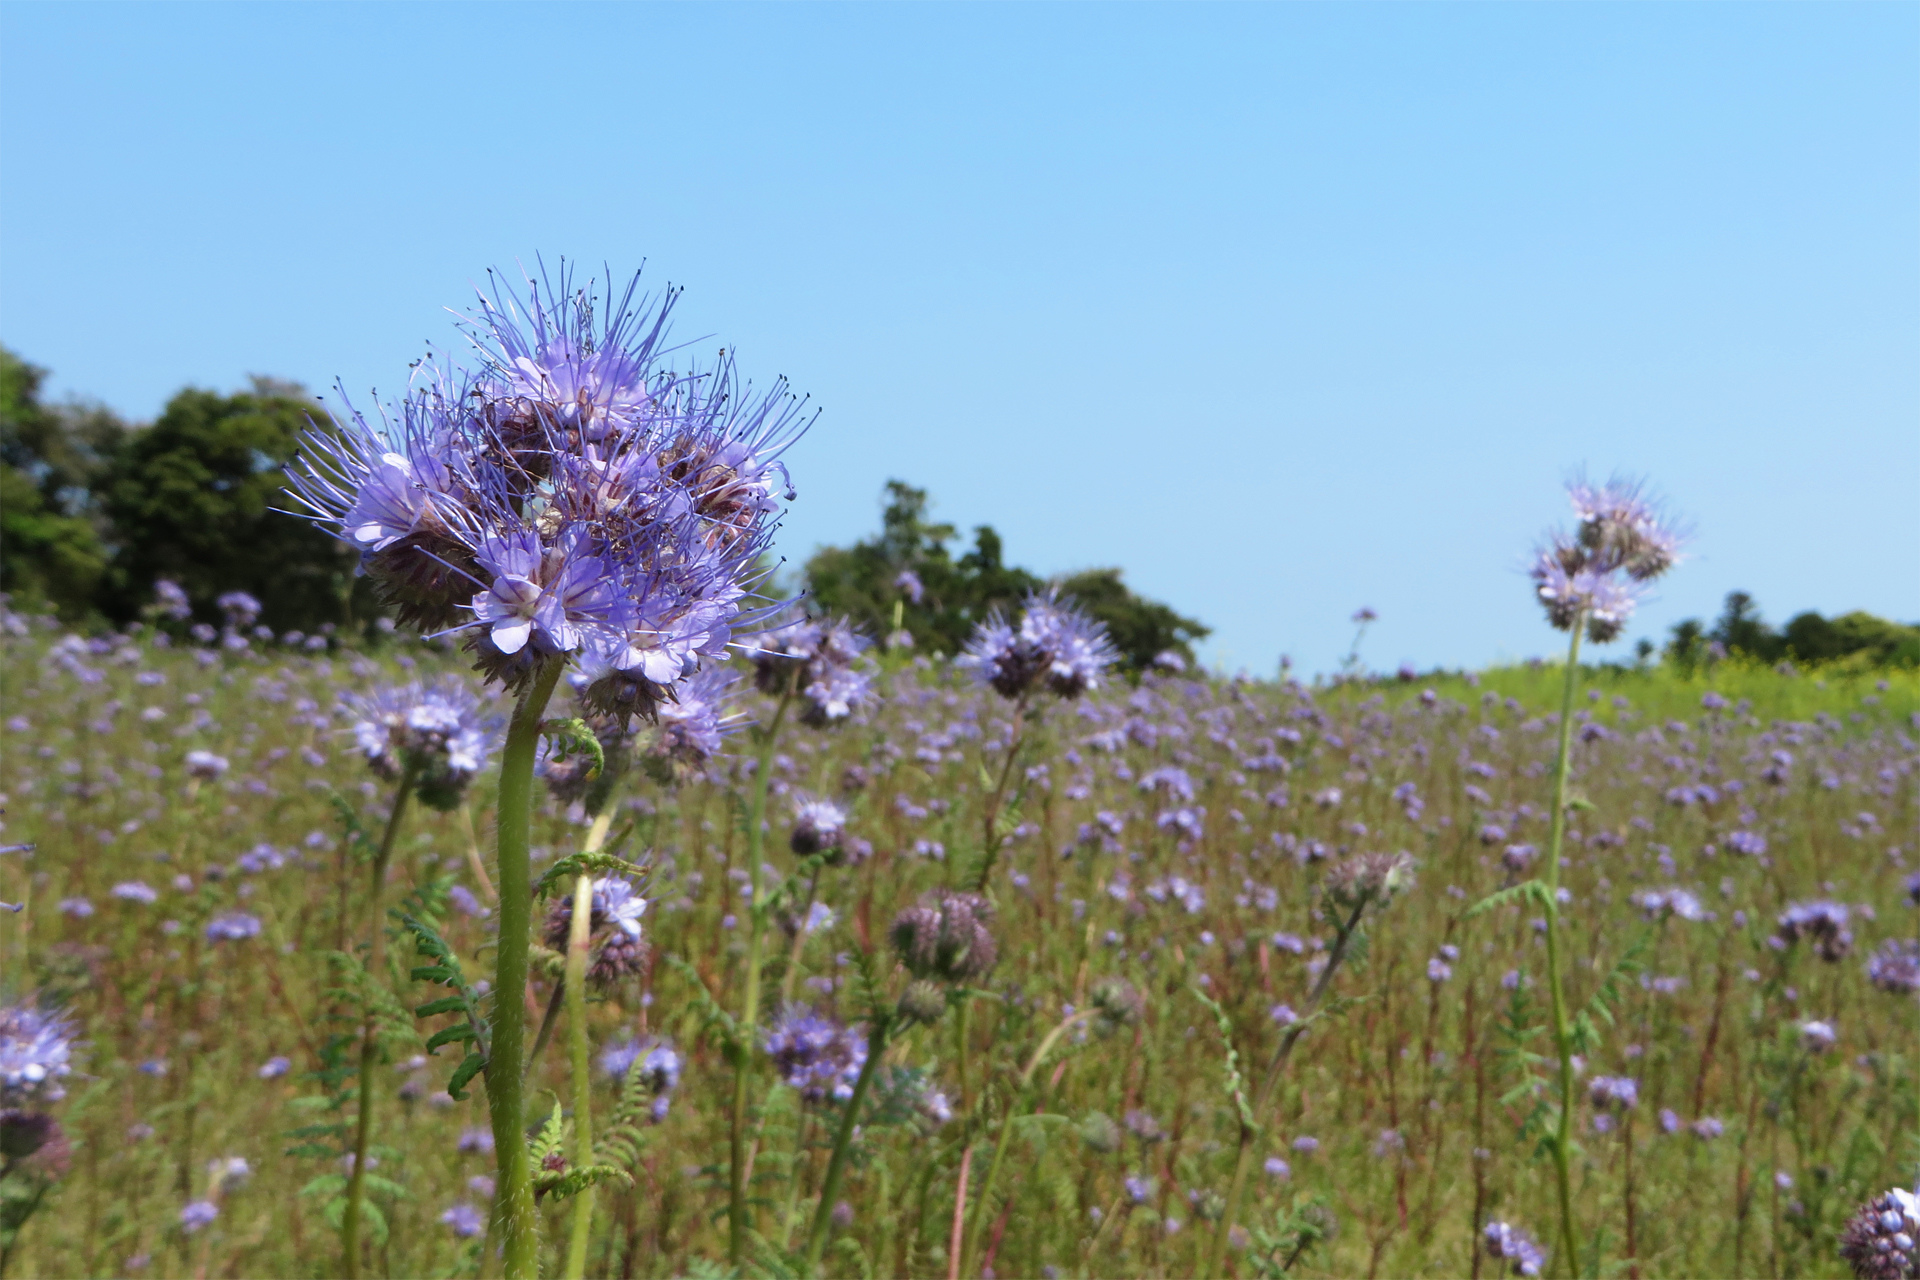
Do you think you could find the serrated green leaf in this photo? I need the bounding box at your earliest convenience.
[300,1174,349,1198]
[414,996,467,1018]
[425,1023,477,1052]
[447,1053,487,1101]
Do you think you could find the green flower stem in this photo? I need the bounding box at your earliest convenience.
[729,686,793,1265]
[970,695,1029,893]
[484,659,566,1280]
[961,1009,1094,1278]
[802,1019,889,1276]
[1207,898,1367,1278]
[1541,621,1585,1279]
[559,808,616,1279]
[342,762,418,1280]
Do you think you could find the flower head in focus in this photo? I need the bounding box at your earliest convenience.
[287,263,806,718]
[1840,1187,1919,1280]
[541,876,649,984]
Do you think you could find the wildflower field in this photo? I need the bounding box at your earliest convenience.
[1,268,1915,1280]
[3,618,1915,1279]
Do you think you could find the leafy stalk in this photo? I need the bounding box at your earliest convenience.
[801,1018,890,1276]
[483,659,565,1280]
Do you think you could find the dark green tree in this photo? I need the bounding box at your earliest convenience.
[0,347,127,622]
[804,480,1208,674]
[1666,591,1920,671]
[99,379,372,632]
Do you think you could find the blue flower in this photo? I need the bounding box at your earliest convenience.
[440,1203,485,1238]
[764,1006,866,1102]
[180,1200,219,1234]
[1484,1220,1546,1276]
[1529,478,1684,644]
[204,913,262,943]
[960,591,1117,700]
[340,677,503,807]
[0,1002,75,1103]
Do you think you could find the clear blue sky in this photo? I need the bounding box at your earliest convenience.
[3,2,1914,675]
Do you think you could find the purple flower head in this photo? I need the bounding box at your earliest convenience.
[180,1200,219,1234]
[1777,901,1853,963]
[894,569,924,604]
[184,750,229,780]
[340,677,502,809]
[257,1056,291,1080]
[1529,478,1683,643]
[1866,939,1920,996]
[215,591,261,630]
[111,881,158,905]
[600,1034,681,1098]
[540,876,649,984]
[764,1006,866,1103]
[646,665,741,765]
[1690,1116,1724,1140]
[153,579,192,621]
[1589,1076,1638,1111]
[0,1002,75,1104]
[1839,1187,1920,1280]
[789,796,849,857]
[1798,1019,1837,1053]
[749,616,874,727]
[1484,1221,1547,1277]
[1635,887,1705,922]
[440,1203,486,1238]
[287,264,805,717]
[204,913,262,943]
[960,590,1116,701]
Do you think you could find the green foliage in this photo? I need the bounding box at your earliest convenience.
[532,848,650,901]
[399,912,491,1099]
[99,379,370,631]
[1666,590,1920,671]
[0,347,125,623]
[803,479,1208,673]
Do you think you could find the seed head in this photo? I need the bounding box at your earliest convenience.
[1324,852,1417,915]
[889,891,998,985]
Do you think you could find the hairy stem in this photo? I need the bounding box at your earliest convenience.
[342,763,417,1280]
[483,660,565,1280]
[729,686,792,1264]
[1541,621,1585,1278]
[971,696,1029,892]
[560,809,616,1278]
[802,1020,889,1276]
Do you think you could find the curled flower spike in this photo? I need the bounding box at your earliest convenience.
[747,615,875,726]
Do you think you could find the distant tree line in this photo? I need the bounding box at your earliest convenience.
[1665,591,1920,671]
[1,346,374,633]
[804,480,1210,675]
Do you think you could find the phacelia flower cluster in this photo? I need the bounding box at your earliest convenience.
[340,677,502,810]
[748,615,874,726]
[1484,1220,1548,1277]
[288,265,804,719]
[764,1007,867,1103]
[889,890,998,986]
[1530,478,1682,643]
[542,876,649,984]
[1866,939,1920,997]
[1776,901,1853,963]
[1840,1187,1920,1280]
[0,1003,74,1105]
[959,590,1118,701]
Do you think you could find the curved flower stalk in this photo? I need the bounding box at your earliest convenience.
[1519,476,1683,1279]
[286,262,805,1280]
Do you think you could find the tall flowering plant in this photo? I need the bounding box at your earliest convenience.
[289,264,805,1279]
[1493,477,1682,1277]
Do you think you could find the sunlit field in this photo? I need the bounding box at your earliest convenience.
[3,613,1913,1280]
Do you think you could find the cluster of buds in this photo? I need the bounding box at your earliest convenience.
[889,891,998,1026]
